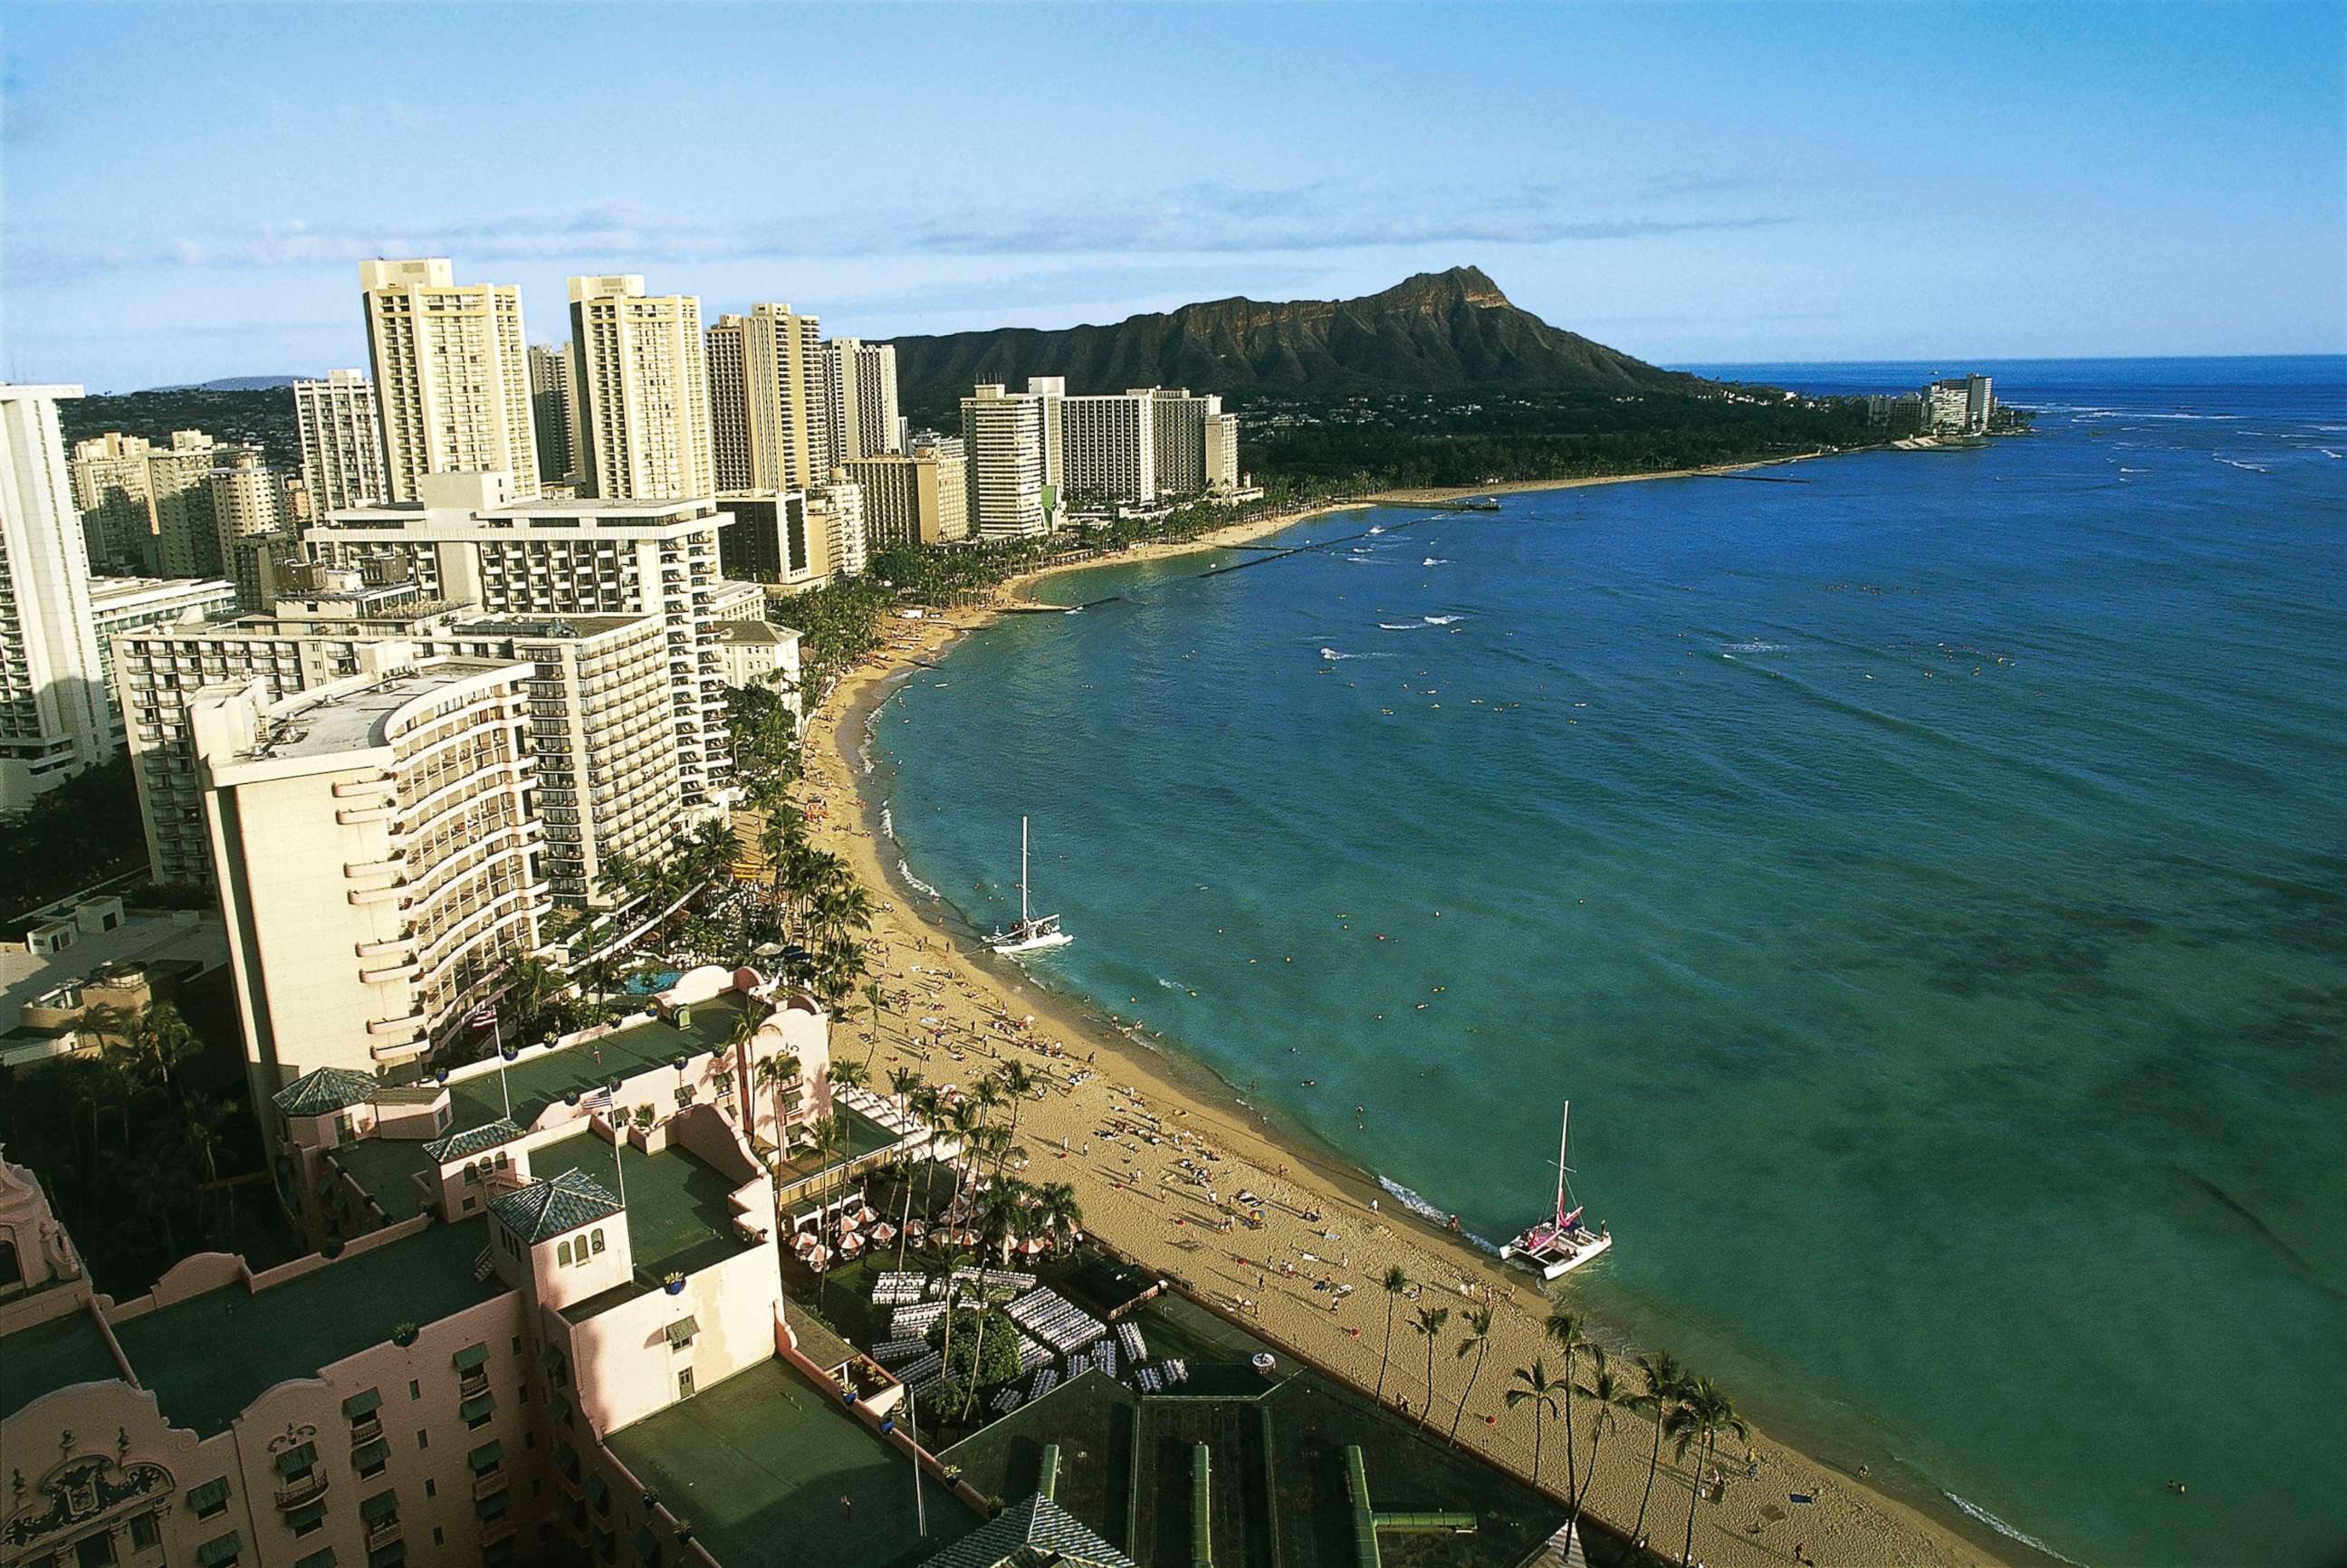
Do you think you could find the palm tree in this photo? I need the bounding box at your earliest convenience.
[1629,1349,1686,1554]
[887,1066,922,1114]
[1410,1305,1451,1429]
[1546,1309,1590,1507]
[859,979,890,1068]
[1663,1374,1747,1568]
[1375,1266,1410,1401]
[1570,1347,1633,1552]
[992,1062,1039,1177]
[1036,1181,1083,1253]
[1449,1304,1496,1443]
[1504,1358,1565,1491]
[121,1003,199,1098]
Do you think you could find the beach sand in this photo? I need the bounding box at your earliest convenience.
[764,468,2007,1568]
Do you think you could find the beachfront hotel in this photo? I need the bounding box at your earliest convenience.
[567,277,715,504]
[292,370,389,514]
[1059,391,1158,507]
[298,473,733,808]
[0,384,112,812]
[360,259,541,502]
[960,384,1053,539]
[189,655,551,1098]
[0,964,974,1568]
[845,435,970,550]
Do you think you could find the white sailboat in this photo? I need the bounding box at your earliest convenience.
[988,817,1072,954]
[1499,1102,1612,1280]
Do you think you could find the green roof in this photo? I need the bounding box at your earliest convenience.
[917,1494,1135,1568]
[424,1118,524,1163]
[109,1219,509,1436]
[0,1308,121,1420]
[549,1133,756,1322]
[605,1359,977,1568]
[275,1066,380,1117]
[486,1166,622,1244]
[328,1136,435,1218]
[445,998,745,1133]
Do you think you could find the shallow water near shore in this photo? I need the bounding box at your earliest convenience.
[869,358,2347,1568]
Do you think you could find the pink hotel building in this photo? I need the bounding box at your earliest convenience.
[0,967,979,1568]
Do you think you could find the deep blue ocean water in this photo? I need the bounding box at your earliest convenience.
[867,358,2347,1567]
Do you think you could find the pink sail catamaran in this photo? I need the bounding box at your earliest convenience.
[1499,1101,1613,1280]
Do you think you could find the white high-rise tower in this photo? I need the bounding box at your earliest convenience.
[359,258,541,502]
[0,384,110,811]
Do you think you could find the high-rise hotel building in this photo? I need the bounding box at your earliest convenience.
[0,384,111,811]
[360,258,540,502]
[705,304,829,492]
[292,368,388,512]
[301,473,733,808]
[527,340,580,489]
[190,655,548,1093]
[1060,390,1158,506]
[960,383,1053,539]
[845,435,968,550]
[821,338,901,463]
[568,276,714,502]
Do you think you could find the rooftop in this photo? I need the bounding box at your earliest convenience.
[0,1308,122,1421]
[329,1132,437,1218]
[448,613,653,641]
[606,1359,978,1568]
[548,1132,754,1322]
[489,1164,625,1245]
[109,1218,509,1436]
[1,908,227,1030]
[445,998,747,1132]
[250,658,515,760]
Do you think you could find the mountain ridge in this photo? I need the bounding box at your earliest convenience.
[889,265,1698,417]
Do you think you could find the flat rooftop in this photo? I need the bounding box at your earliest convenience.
[109,1218,509,1436]
[1,911,227,1029]
[331,1132,436,1219]
[773,1102,900,1194]
[540,1133,754,1322]
[606,1359,978,1568]
[449,613,653,640]
[445,998,747,1133]
[0,1308,122,1421]
[253,658,513,759]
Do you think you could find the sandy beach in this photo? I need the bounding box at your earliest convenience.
[764,466,2008,1568]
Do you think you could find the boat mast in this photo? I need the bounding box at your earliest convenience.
[1020,816,1031,927]
[1556,1102,1571,1226]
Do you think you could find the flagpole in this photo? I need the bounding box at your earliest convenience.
[495,1017,511,1121]
[613,1104,627,1205]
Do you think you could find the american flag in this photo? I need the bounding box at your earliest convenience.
[469,1005,498,1030]
[581,1085,616,1114]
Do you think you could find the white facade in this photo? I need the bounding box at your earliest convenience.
[301,474,733,808]
[845,435,968,550]
[292,368,388,512]
[192,657,549,1096]
[360,258,541,502]
[569,275,714,502]
[88,574,236,750]
[960,384,1051,539]
[806,473,867,578]
[69,432,161,573]
[1205,409,1241,492]
[0,385,110,811]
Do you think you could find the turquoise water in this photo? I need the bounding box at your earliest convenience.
[867,359,2347,1567]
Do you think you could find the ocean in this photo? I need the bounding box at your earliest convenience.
[865,357,2347,1567]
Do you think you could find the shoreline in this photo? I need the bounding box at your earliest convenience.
[782,458,2016,1568]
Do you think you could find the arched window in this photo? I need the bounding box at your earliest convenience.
[557,1239,571,1267]
[0,1232,20,1294]
[589,1229,606,1255]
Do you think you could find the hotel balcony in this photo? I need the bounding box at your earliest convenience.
[368,1011,428,1037]
[273,1471,330,1510]
[365,1517,404,1552]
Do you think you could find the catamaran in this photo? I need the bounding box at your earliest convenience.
[1499,1102,1612,1280]
[988,817,1072,954]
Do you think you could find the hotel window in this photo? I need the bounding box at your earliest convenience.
[557,1240,571,1267]
[589,1229,606,1255]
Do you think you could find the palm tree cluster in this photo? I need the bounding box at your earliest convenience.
[0,1003,261,1289]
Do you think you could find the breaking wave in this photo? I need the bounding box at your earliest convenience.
[1941,1493,2086,1566]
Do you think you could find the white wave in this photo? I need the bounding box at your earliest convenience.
[2321,449,2342,460]
[896,860,940,899]
[880,804,894,837]
[1378,622,1425,631]
[1941,1493,2087,1566]
[1376,1175,1502,1254]
[1320,647,1354,661]
[1423,614,1464,626]
[1155,977,1194,994]
[2216,457,2269,473]
[1722,640,1787,654]
[2118,467,2149,473]
[1422,557,1451,567]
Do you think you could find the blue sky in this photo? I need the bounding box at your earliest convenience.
[6,3,2342,389]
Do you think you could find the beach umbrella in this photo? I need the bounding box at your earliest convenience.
[793,1232,817,1254]
[855,1204,878,1225]
[808,1246,829,1270]
[870,1222,897,1245]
